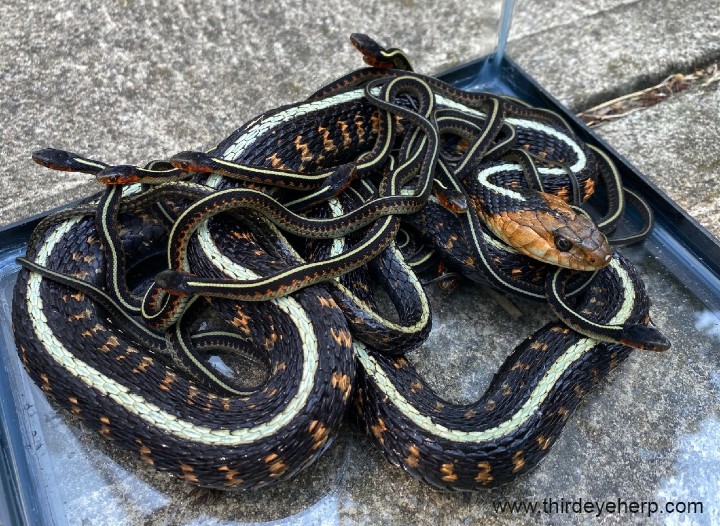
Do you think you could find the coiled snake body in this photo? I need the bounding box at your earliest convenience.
[13,34,668,490]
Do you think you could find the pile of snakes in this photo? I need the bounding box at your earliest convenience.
[12,34,670,491]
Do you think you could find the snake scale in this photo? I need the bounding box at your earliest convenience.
[12,33,669,491]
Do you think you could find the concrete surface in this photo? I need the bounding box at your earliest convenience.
[511,0,720,111]
[0,1,719,525]
[596,83,720,236]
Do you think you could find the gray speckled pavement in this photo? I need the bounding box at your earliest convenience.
[0,1,718,525]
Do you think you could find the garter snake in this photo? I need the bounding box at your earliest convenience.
[14,192,357,489]
[13,33,669,491]
[355,252,656,489]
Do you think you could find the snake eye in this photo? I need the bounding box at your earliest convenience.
[554,236,573,252]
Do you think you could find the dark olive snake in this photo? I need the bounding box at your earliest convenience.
[12,34,669,491]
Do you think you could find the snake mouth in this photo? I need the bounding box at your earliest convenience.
[96,165,142,185]
[484,193,613,271]
[552,238,613,271]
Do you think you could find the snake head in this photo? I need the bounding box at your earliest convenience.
[484,192,613,271]
[96,165,142,185]
[350,33,414,71]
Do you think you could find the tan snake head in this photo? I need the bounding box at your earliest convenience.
[482,192,613,271]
